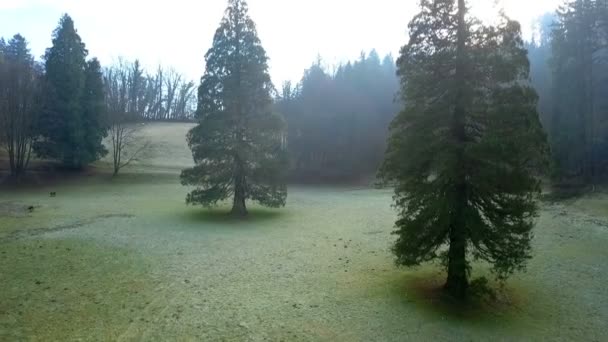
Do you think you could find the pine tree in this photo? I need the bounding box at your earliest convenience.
[379,0,548,299]
[181,0,287,217]
[36,14,106,168]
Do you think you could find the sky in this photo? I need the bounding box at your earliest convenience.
[0,0,561,86]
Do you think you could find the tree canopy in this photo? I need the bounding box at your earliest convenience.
[379,0,548,299]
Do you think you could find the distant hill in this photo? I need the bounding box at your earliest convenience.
[102,122,195,173]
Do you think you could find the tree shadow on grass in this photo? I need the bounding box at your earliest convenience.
[375,268,542,327]
[181,207,286,225]
[401,273,513,321]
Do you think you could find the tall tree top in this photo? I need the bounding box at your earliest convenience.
[45,14,87,63]
[209,0,266,61]
[2,34,32,64]
[44,13,88,101]
[198,0,273,119]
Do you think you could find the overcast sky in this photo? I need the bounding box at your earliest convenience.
[0,0,560,86]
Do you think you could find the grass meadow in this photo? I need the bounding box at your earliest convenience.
[1,123,606,341]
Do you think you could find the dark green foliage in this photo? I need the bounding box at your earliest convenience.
[82,59,108,163]
[181,0,288,216]
[0,34,41,179]
[35,14,106,169]
[277,52,399,181]
[379,0,547,299]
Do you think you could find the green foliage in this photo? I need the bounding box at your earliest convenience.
[82,58,108,162]
[35,14,106,169]
[181,0,287,216]
[379,0,547,298]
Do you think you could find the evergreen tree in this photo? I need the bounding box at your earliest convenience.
[36,14,106,168]
[81,58,108,163]
[180,0,287,217]
[379,0,547,299]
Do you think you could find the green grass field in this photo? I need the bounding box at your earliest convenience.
[1,123,607,341]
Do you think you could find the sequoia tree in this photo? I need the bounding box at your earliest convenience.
[180,0,287,217]
[379,0,547,299]
[36,14,106,168]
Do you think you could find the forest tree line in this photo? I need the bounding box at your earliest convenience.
[276,51,399,181]
[528,0,608,187]
[278,0,608,185]
[2,0,608,188]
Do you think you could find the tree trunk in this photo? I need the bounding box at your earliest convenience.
[443,0,469,300]
[231,189,247,217]
[231,158,248,217]
[231,17,247,218]
[8,144,16,177]
[445,190,468,299]
[231,171,247,217]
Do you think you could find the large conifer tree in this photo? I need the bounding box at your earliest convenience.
[36,14,106,168]
[379,0,547,299]
[181,0,287,217]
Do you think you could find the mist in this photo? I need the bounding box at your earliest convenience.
[1,0,607,340]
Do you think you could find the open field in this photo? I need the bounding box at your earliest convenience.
[1,122,607,341]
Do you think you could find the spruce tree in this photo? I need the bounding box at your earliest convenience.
[181,0,287,217]
[379,0,547,299]
[36,14,106,168]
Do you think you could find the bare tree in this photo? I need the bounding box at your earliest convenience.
[174,80,196,121]
[104,58,196,125]
[104,61,150,175]
[164,68,181,120]
[0,35,41,180]
[108,118,150,175]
